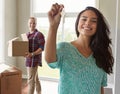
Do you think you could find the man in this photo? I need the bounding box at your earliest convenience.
[25,17,45,94]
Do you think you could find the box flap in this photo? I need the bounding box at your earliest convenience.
[0,63,10,73]
[8,37,19,43]
[21,33,28,41]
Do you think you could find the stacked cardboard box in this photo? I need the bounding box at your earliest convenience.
[0,64,22,94]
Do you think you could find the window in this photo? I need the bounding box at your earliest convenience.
[31,0,97,78]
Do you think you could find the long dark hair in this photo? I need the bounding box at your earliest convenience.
[75,6,114,74]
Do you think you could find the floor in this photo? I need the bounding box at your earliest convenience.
[22,78,58,94]
[22,78,113,94]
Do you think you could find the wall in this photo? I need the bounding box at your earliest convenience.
[99,0,120,94]
[0,0,5,62]
[114,0,120,94]
[4,0,17,66]
[16,0,30,75]
[99,0,116,85]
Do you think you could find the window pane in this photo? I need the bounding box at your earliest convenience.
[36,18,59,78]
[63,17,77,42]
[36,18,68,42]
[33,0,96,13]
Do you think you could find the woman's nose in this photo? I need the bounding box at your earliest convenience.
[85,20,91,25]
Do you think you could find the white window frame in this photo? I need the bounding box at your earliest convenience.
[30,0,99,18]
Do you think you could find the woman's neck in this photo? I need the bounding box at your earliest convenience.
[77,36,91,48]
[71,38,92,58]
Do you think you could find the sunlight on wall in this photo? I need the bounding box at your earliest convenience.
[0,0,5,62]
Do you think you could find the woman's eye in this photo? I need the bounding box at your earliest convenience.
[91,20,97,23]
[91,18,97,23]
[81,18,87,21]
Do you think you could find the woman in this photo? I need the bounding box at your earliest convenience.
[45,3,114,94]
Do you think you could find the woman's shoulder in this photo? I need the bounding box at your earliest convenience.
[57,42,75,50]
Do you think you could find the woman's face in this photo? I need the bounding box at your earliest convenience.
[78,10,97,37]
[28,18,36,31]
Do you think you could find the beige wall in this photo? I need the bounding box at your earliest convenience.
[99,0,116,85]
[16,0,30,76]
[99,1,120,94]
[113,0,120,93]
[4,0,17,66]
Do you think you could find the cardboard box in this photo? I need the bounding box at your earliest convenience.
[0,64,22,94]
[8,36,28,57]
[8,40,28,56]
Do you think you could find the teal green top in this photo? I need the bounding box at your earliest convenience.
[48,42,107,94]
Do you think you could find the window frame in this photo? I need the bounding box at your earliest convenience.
[30,0,99,17]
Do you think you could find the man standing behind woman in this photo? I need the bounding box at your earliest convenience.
[25,17,45,94]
